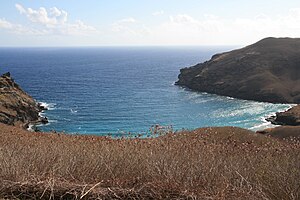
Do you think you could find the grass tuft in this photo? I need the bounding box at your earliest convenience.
[0,124,299,199]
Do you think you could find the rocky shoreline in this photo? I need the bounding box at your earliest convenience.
[0,70,299,139]
[0,72,48,130]
[176,37,300,138]
[256,104,300,138]
[176,37,300,104]
[266,104,300,126]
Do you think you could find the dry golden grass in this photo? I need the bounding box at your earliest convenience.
[0,124,299,199]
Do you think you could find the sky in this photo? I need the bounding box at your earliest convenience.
[0,0,300,46]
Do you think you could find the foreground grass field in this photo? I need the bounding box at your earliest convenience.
[0,124,299,200]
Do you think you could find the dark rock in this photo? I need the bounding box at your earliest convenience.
[256,129,272,134]
[37,103,48,111]
[267,105,300,126]
[265,115,278,124]
[1,72,10,77]
[39,116,48,124]
[257,126,300,140]
[176,37,300,104]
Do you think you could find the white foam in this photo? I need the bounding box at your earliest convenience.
[38,112,45,117]
[232,119,252,124]
[226,96,234,100]
[213,103,266,118]
[249,121,275,131]
[27,124,35,132]
[70,109,78,113]
[39,102,56,110]
[263,103,295,122]
[249,103,295,131]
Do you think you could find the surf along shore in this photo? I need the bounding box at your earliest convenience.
[0,72,299,199]
[176,37,300,137]
[1,37,300,199]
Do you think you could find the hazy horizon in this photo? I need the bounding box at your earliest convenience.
[1,0,300,47]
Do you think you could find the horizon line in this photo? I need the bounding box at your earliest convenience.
[0,44,241,48]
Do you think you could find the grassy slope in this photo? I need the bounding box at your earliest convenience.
[0,124,299,199]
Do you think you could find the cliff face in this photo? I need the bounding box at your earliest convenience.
[0,72,47,128]
[267,105,300,126]
[176,37,300,103]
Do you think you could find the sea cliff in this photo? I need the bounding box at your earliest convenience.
[267,104,300,126]
[0,72,47,129]
[176,37,300,104]
[176,37,300,136]
[0,72,299,199]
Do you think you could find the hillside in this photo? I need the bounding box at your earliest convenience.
[0,123,299,199]
[0,72,47,128]
[176,37,300,103]
[0,69,299,199]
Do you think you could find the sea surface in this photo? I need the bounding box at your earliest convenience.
[0,47,292,136]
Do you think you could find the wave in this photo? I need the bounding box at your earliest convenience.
[264,103,295,122]
[27,124,35,132]
[249,103,295,131]
[70,109,78,113]
[38,102,56,110]
[249,121,276,131]
[38,112,45,117]
[226,96,234,100]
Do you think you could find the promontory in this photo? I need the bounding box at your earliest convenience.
[0,72,47,129]
[176,37,300,104]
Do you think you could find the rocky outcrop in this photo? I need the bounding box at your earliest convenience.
[256,126,300,140]
[266,105,300,126]
[176,37,300,104]
[0,72,47,129]
[261,104,300,140]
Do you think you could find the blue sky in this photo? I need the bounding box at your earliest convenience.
[1,0,300,46]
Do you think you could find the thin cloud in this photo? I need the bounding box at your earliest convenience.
[112,17,137,32]
[0,18,47,35]
[109,10,300,45]
[152,10,164,16]
[8,3,96,35]
[0,18,13,29]
[154,10,300,45]
[15,4,67,26]
[111,17,150,36]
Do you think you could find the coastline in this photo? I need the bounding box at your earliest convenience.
[261,103,297,128]
[265,104,300,126]
[1,71,299,138]
[1,72,299,199]
[176,38,300,104]
[24,102,49,131]
[34,97,297,135]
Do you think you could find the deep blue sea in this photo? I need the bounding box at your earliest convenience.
[0,47,291,135]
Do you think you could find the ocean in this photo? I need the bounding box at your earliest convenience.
[0,47,291,135]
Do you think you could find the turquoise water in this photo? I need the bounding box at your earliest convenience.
[0,47,291,135]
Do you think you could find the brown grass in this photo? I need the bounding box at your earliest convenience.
[0,124,299,199]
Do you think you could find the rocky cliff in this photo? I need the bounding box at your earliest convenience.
[267,105,300,126]
[0,72,47,129]
[176,37,300,104]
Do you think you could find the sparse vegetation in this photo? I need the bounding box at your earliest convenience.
[0,124,299,199]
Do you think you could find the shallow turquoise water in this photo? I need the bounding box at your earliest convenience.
[0,47,291,135]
